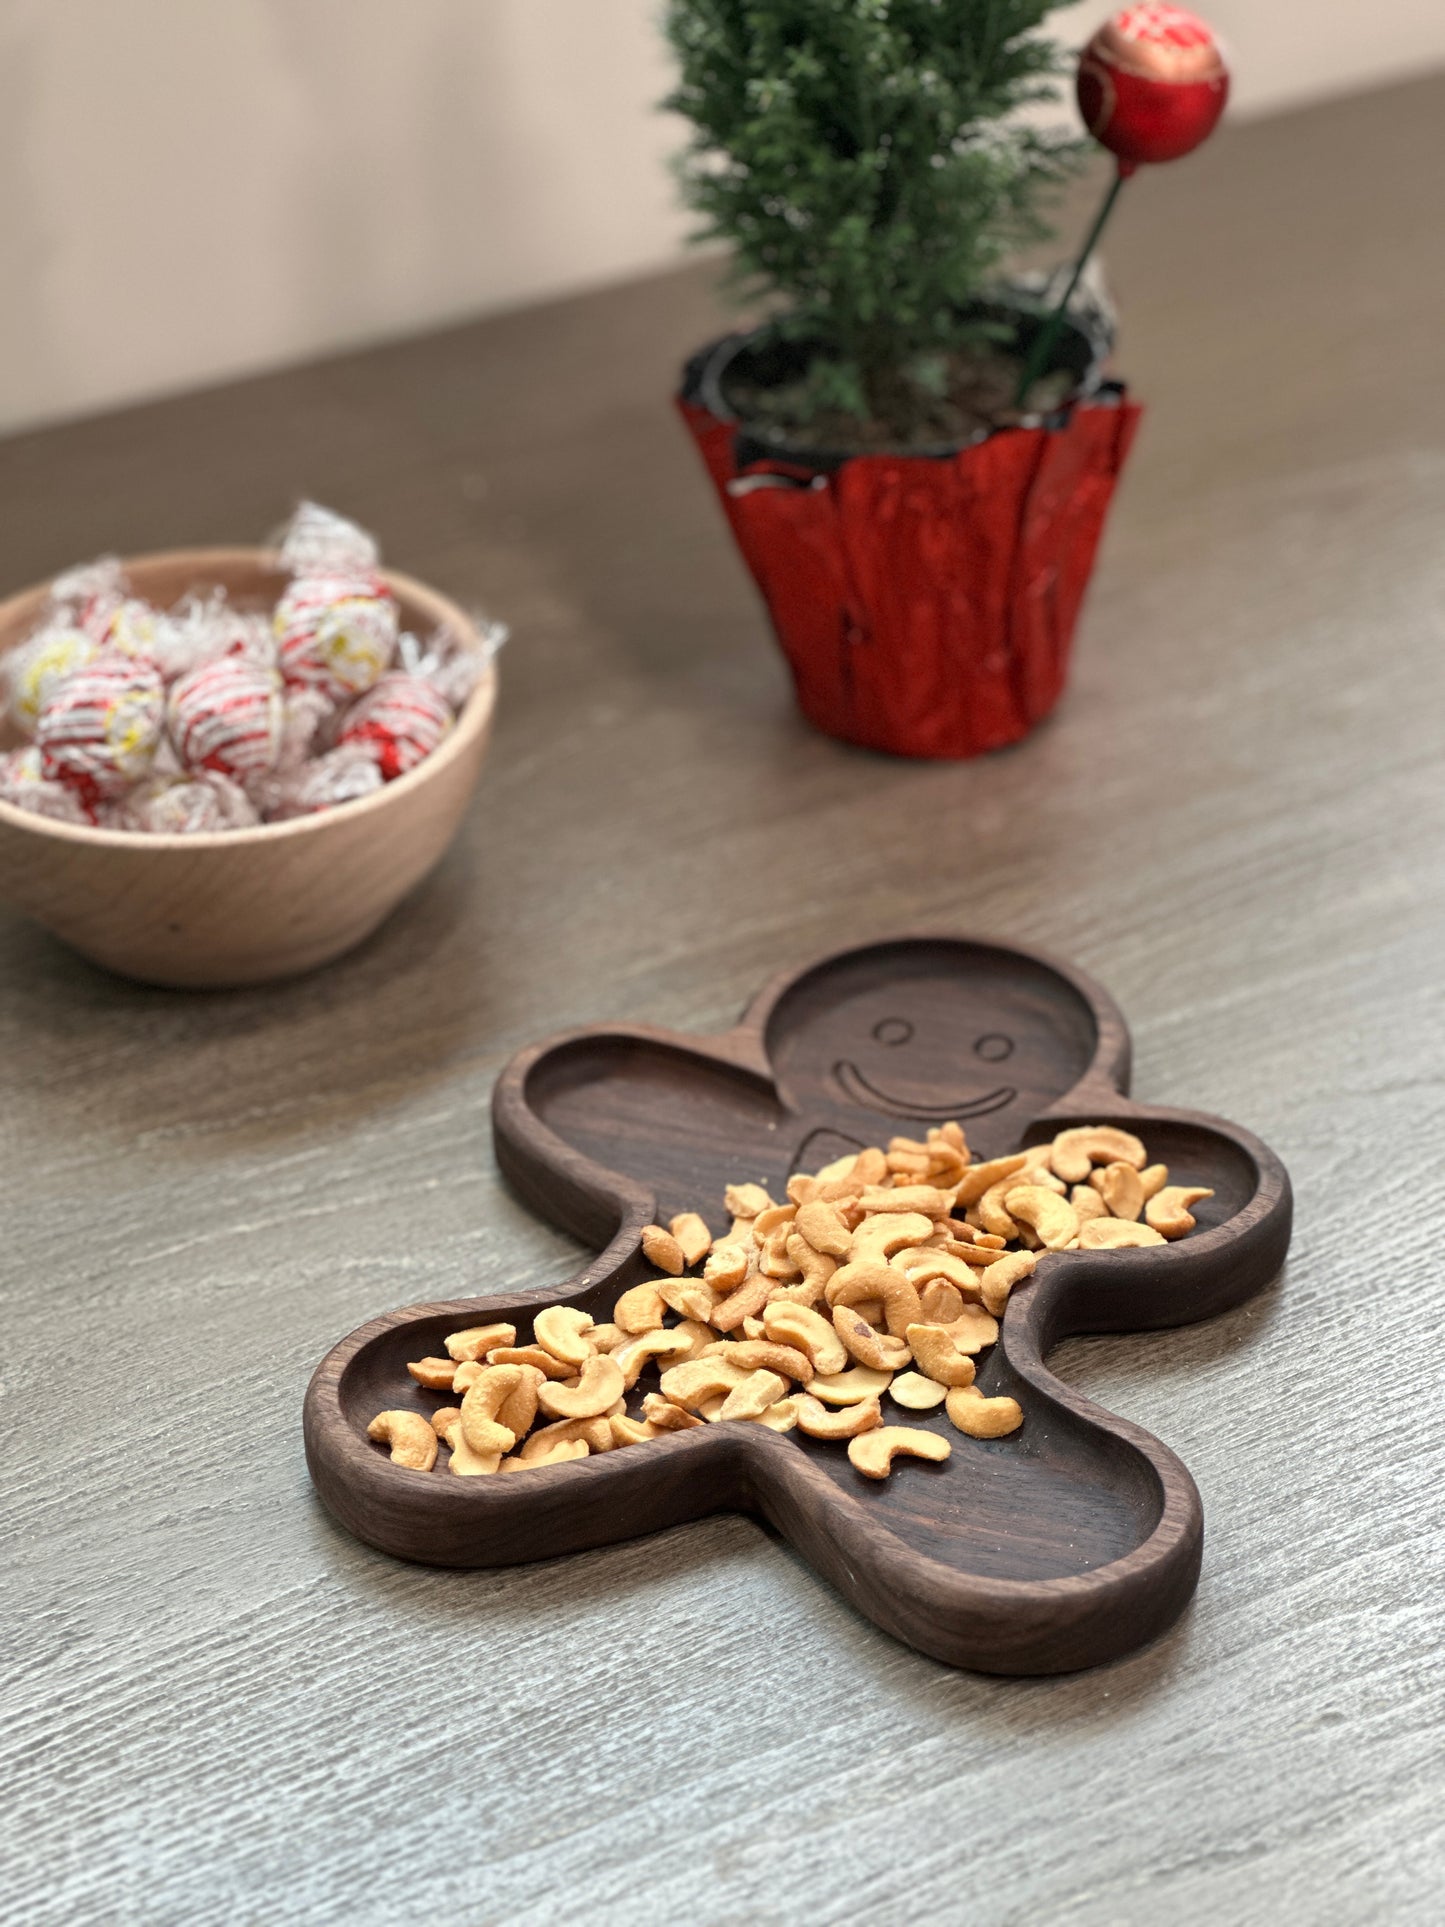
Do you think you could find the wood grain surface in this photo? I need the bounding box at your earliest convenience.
[2,73,1443,1926]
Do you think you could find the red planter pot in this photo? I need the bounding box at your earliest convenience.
[678,327,1142,760]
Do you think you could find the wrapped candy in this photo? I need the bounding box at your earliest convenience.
[335,672,452,780]
[4,624,99,731]
[116,770,259,835]
[264,745,385,819]
[35,651,165,802]
[272,502,397,701]
[49,556,127,640]
[0,745,98,825]
[167,655,285,780]
[0,503,495,833]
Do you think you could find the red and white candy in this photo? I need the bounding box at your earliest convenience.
[273,572,397,701]
[4,625,99,731]
[335,672,453,780]
[0,745,98,825]
[35,652,165,801]
[167,656,285,780]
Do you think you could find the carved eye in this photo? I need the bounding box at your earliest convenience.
[872,1018,914,1047]
[974,1033,1013,1062]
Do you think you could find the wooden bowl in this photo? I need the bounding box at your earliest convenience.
[0,548,498,988]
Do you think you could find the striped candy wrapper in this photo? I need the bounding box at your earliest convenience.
[167,656,285,780]
[35,652,165,801]
[336,672,452,781]
[273,572,397,701]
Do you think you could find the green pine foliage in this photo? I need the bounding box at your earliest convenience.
[664,0,1082,438]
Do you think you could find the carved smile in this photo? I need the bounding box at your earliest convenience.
[832,1061,1018,1122]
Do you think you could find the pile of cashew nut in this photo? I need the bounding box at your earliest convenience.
[366,1122,1212,1482]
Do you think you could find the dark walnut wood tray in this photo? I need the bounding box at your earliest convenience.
[304,936,1291,1674]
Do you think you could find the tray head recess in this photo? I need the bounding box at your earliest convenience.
[763,937,1107,1157]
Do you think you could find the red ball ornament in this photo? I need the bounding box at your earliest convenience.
[1077,5,1228,172]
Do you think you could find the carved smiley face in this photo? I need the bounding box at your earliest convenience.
[834,1013,1019,1120]
[762,938,1111,1159]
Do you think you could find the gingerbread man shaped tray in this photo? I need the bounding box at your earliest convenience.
[304,935,1291,1674]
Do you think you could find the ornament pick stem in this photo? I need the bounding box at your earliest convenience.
[1013,165,1129,412]
[1013,6,1229,417]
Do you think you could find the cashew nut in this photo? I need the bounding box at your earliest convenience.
[613,1328,693,1387]
[536,1352,625,1419]
[903,1324,977,1388]
[658,1356,750,1411]
[639,1225,685,1275]
[708,1269,774,1333]
[660,1277,720,1320]
[1077,1218,1166,1249]
[846,1210,934,1267]
[498,1364,546,1441]
[460,1365,522,1456]
[793,1393,882,1440]
[916,1279,966,1325]
[366,1410,438,1471]
[774,1234,836,1307]
[1004,1185,1079,1251]
[758,1225,801,1280]
[1146,1185,1214,1239]
[795,1198,853,1257]
[1090,1161,1145,1222]
[613,1281,668,1334]
[609,1414,660,1446]
[719,1369,788,1422]
[706,1338,813,1382]
[757,1398,798,1432]
[433,1409,502,1475]
[532,1305,595,1367]
[1069,1185,1108,1224]
[405,1357,457,1391]
[752,1202,798,1241]
[944,1385,1023,1437]
[663,1318,717,1366]
[935,1304,1000,1353]
[703,1243,751,1291]
[805,1364,894,1406]
[847,1426,951,1480]
[888,1371,947,1411]
[762,1301,848,1376]
[856,1184,953,1218]
[724,1182,773,1219]
[893,1250,983,1298]
[1138,1163,1170,1202]
[834,1307,911,1373]
[954,1151,1031,1207]
[668,1211,713,1268]
[502,1439,588,1471]
[975,1175,1024,1239]
[521,1415,613,1457]
[640,1393,704,1431]
[977,1250,1037,1318]
[443,1323,517,1364]
[1050,1125,1147,1184]
[827,1263,922,1338]
[485,1344,575,1380]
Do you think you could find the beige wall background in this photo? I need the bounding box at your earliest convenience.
[0,0,1440,436]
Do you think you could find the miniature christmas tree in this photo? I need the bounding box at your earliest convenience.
[664,0,1084,444]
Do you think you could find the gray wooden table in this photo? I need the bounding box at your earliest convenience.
[3,73,1442,1926]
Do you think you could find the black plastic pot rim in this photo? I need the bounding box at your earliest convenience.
[682,300,1122,474]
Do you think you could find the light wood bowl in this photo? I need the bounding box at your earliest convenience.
[0,548,498,988]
